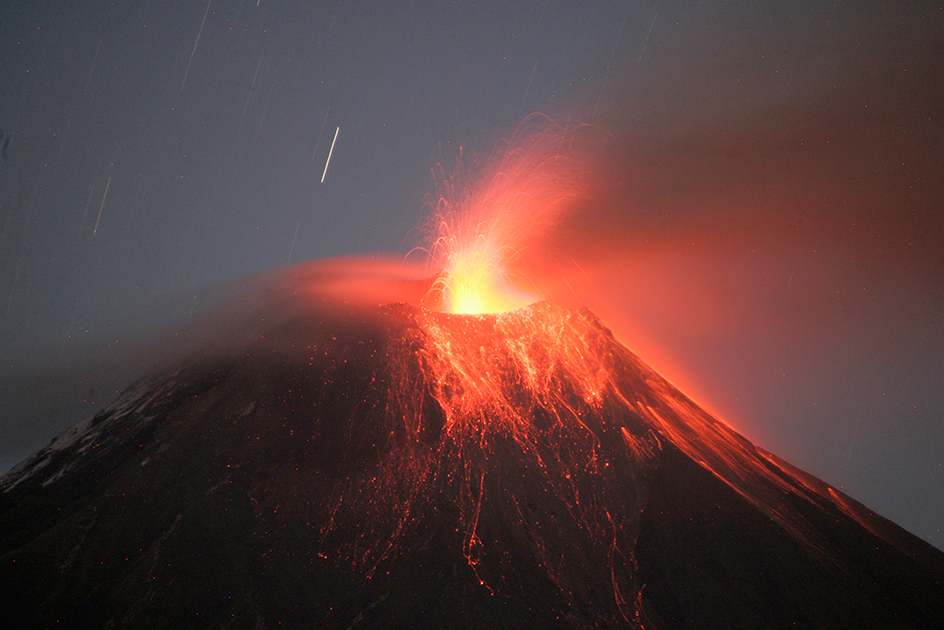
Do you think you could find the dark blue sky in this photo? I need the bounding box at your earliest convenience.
[1,1,941,548]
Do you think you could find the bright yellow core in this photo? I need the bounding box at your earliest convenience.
[444,238,533,314]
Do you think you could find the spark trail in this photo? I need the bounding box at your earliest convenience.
[181,0,212,92]
[321,126,339,183]
[93,176,111,236]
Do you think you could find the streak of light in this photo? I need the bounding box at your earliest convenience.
[84,36,103,96]
[535,0,548,27]
[93,177,111,236]
[287,219,301,264]
[609,13,628,66]
[78,165,102,237]
[519,60,538,112]
[181,0,213,92]
[593,77,608,116]
[638,3,659,64]
[241,51,266,118]
[321,127,339,183]
[312,106,330,161]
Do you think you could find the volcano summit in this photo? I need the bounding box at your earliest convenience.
[1,300,942,629]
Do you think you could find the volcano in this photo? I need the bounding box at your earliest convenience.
[2,300,942,629]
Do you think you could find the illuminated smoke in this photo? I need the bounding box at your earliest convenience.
[421,114,604,314]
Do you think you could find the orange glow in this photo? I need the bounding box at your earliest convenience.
[160,113,897,621]
[419,114,603,314]
[434,234,533,314]
[294,300,833,625]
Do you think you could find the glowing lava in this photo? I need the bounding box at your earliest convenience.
[435,235,534,314]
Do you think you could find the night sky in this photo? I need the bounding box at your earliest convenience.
[1,1,941,549]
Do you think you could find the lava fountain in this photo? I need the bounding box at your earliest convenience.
[420,115,602,314]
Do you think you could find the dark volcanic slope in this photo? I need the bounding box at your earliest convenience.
[2,302,942,629]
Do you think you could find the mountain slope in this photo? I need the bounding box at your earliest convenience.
[2,301,942,628]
